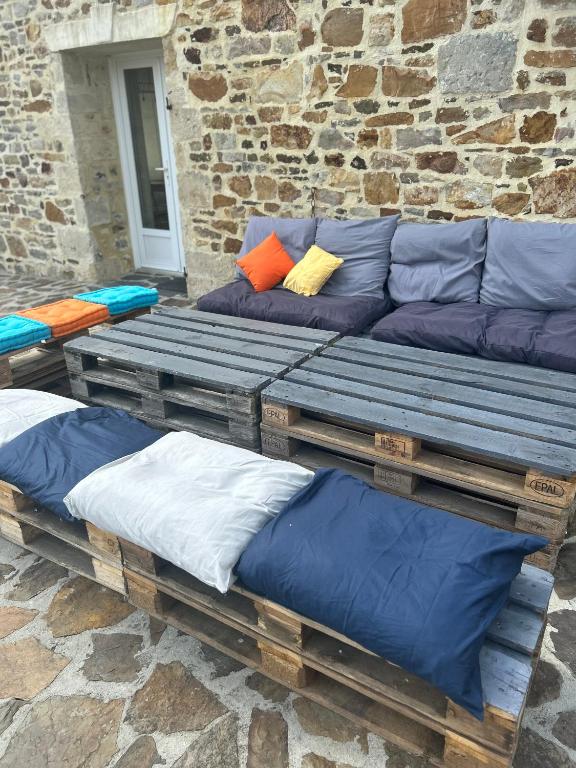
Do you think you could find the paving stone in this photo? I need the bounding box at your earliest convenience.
[82,632,143,683]
[0,606,37,639]
[173,713,239,768]
[6,558,67,601]
[0,637,69,699]
[246,672,290,703]
[114,735,165,768]
[301,755,355,768]
[247,708,289,768]
[0,695,124,768]
[0,562,15,583]
[548,610,576,676]
[384,743,437,767]
[554,541,576,600]
[0,699,25,737]
[127,661,227,734]
[514,727,574,768]
[552,711,576,751]
[293,698,369,753]
[438,33,518,93]
[200,642,245,678]
[527,659,564,707]
[46,576,134,637]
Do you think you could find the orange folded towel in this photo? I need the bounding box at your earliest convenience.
[17,298,110,338]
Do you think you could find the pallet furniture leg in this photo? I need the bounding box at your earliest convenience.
[0,482,31,514]
[523,469,576,508]
[261,402,300,427]
[228,419,261,451]
[141,396,173,418]
[515,507,568,541]
[92,560,126,594]
[126,570,173,613]
[257,639,312,688]
[374,465,419,495]
[0,510,42,545]
[120,539,161,575]
[261,430,300,458]
[374,432,421,460]
[447,702,518,756]
[86,522,122,561]
[0,358,13,387]
[255,601,309,649]
[136,368,171,392]
[443,732,510,768]
[64,350,97,374]
[69,376,93,400]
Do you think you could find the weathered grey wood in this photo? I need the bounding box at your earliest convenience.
[154,306,339,343]
[487,603,543,656]
[298,358,575,431]
[479,643,532,719]
[128,314,324,354]
[510,565,554,614]
[93,320,306,368]
[64,336,271,393]
[323,346,576,408]
[262,379,576,476]
[338,336,576,393]
[90,328,290,378]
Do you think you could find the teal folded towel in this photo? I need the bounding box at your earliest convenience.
[0,315,52,355]
[74,286,159,316]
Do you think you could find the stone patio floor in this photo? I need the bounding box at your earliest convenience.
[0,273,575,767]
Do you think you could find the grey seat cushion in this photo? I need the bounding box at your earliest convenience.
[315,215,400,299]
[480,218,576,310]
[371,301,576,373]
[198,280,391,336]
[388,219,486,305]
[236,216,317,280]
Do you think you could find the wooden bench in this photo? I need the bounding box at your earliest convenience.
[0,480,125,594]
[0,307,151,394]
[120,538,553,768]
[0,479,554,767]
[260,337,576,571]
[64,308,339,451]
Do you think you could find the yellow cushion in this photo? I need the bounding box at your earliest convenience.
[283,245,343,297]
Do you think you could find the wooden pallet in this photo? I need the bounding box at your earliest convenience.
[64,308,339,451]
[0,307,151,391]
[260,338,576,572]
[120,537,553,768]
[0,480,125,594]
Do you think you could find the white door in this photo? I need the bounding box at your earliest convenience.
[110,53,184,273]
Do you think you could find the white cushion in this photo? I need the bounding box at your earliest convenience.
[0,390,86,448]
[65,432,314,592]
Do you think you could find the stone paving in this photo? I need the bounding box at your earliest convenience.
[0,533,575,768]
[0,271,190,316]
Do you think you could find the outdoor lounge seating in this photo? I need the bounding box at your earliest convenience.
[198,216,576,372]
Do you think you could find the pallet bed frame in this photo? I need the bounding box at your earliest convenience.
[261,338,576,572]
[64,308,339,451]
[0,479,554,768]
[0,307,151,395]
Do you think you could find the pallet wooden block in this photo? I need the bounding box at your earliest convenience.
[118,538,553,768]
[0,480,126,594]
[63,307,339,451]
[260,337,576,571]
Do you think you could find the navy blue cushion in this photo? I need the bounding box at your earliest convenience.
[236,469,545,719]
[197,279,391,336]
[371,302,576,373]
[0,407,162,521]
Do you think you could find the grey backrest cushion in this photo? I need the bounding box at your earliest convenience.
[236,216,317,279]
[388,219,487,306]
[315,215,400,298]
[480,218,576,310]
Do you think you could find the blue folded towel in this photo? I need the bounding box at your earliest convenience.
[74,286,159,316]
[0,315,52,355]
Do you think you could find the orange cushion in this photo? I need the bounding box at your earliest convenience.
[236,232,295,292]
[17,299,110,338]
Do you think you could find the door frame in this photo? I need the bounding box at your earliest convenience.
[109,51,185,274]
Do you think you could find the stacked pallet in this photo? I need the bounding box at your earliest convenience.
[0,480,125,594]
[0,480,554,767]
[0,307,150,395]
[64,308,339,451]
[260,338,576,571]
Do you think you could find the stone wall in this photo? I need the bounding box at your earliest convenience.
[0,0,575,296]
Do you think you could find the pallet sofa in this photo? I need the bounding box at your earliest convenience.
[198,216,576,374]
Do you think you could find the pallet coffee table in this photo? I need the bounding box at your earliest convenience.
[64,308,339,451]
[261,337,576,571]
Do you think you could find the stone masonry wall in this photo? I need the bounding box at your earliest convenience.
[0,0,575,296]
